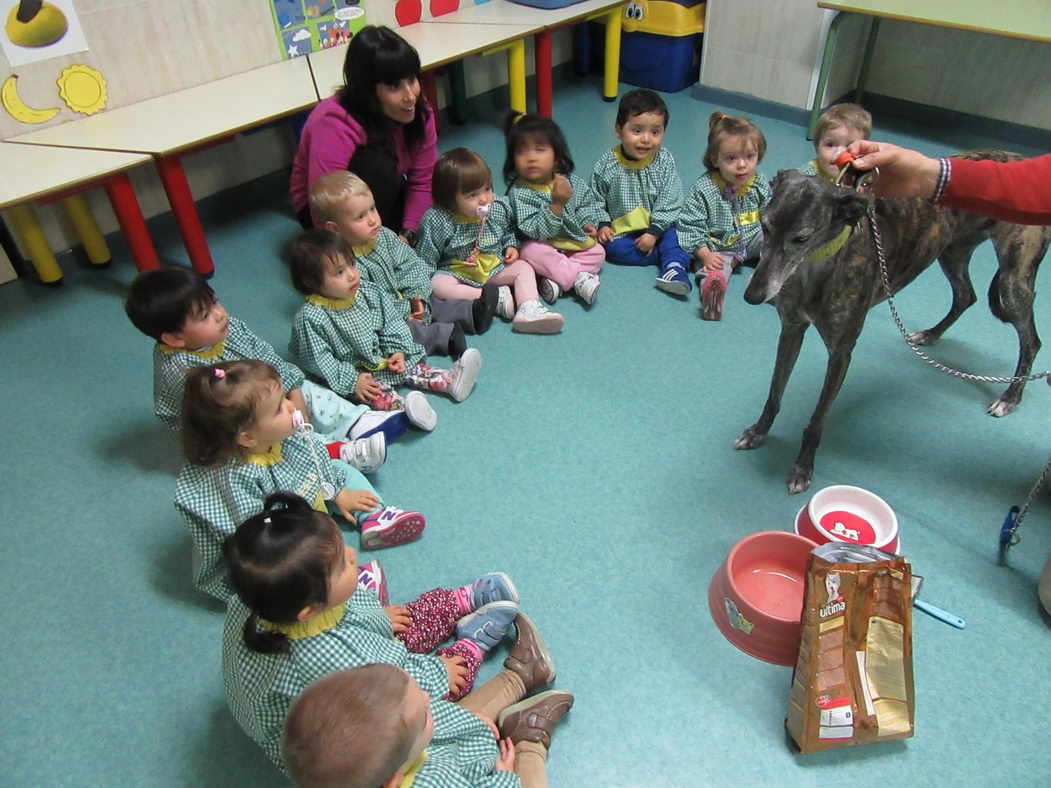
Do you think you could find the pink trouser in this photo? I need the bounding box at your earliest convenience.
[398,587,481,701]
[519,240,605,291]
[432,259,540,308]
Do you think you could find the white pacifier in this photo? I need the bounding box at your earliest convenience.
[475,203,490,218]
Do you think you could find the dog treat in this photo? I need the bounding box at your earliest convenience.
[786,543,915,753]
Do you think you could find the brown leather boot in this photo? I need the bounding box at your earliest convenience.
[503,612,555,692]
[497,690,574,749]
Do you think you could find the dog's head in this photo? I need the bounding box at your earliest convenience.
[744,170,869,305]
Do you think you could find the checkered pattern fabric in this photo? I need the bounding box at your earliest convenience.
[407,700,522,787]
[289,281,426,397]
[677,170,772,255]
[153,317,305,433]
[222,593,449,771]
[356,227,434,321]
[173,431,349,602]
[416,200,518,287]
[507,174,605,247]
[797,159,837,182]
[587,146,684,237]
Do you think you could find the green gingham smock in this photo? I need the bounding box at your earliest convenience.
[354,227,434,321]
[797,159,837,182]
[222,592,449,771]
[507,174,605,250]
[677,171,772,255]
[153,317,304,433]
[173,431,347,602]
[289,283,426,398]
[587,145,683,239]
[398,700,522,787]
[416,199,517,288]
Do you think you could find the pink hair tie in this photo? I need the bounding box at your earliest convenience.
[214,368,226,379]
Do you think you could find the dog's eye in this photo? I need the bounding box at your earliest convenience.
[792,233,812,244]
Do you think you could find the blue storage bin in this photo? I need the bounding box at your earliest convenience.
[598,0,705,93]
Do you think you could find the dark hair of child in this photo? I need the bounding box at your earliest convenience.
[283,665,414,788]
[338,25,431,153]
[431,148,493,213]
[124,266,216,342]
[501,112,575,186]
[615,88,670,129]
[182,359,281,467]
[224,492,344,656]
[702,111,767,173]
[289,229,357,297]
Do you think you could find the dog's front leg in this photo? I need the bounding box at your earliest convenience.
[734,315,809,451]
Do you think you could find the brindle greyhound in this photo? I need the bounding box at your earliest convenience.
[735,154,1049,494]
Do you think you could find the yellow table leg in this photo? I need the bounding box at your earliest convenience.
[61,193,111,266]
[5,203,62,284]
[603,7,622,102]
[506,39,526,114]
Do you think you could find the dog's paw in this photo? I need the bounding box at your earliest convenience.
[987,396,1019,418]
[733,426,767,450]
[786,467,813,495]
[907,330,938,346]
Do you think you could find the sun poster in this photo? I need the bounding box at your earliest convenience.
[270,0,368,59]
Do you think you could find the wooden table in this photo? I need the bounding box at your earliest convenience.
[10,57,319,276]
[809,0,1051,138]
[0,142,156,284]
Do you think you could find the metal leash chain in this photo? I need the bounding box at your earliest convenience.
[866,202,1051,549]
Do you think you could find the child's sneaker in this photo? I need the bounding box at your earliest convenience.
[495,285,515,319]
[512,299,564,334]
[333,432,386,474]
[447,348,482,402]
[456,600,519,651]
[349,409,409,442]
[701,270,727,321]
[356,560,389,605]
[454,572,520,616]
[573,272,600,305]
[403,391,437,431]
[655,263,691,296]
[538,277,562,304]
[360,506,426,550]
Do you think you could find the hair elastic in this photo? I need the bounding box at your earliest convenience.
[214,368,226,379]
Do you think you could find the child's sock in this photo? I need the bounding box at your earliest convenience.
[404,362,452,393]
[369,381,405,411]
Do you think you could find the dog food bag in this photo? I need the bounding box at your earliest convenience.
[786,543,915,754]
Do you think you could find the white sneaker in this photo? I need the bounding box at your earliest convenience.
[573,272,600,305]
[538,277,562,304]
[339,432,386,474]
[495,285,515,319]
[447,347,482,402]
[512,299,564,334]
[403,391,437,431]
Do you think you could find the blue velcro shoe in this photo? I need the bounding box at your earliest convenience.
[655,264,692,296]
[456,600,519,652]
[472,572,520,608]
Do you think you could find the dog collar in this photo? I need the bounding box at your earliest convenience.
[804,225,853,263]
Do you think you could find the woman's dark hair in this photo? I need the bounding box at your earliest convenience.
[431,148,493,212]
[616,88,670,129]
[502,112,574,185]
[338,25,430,154]
[124,266,216,341]
[289,229,356,296]
[224,492,343,655]
[181,360,281,466]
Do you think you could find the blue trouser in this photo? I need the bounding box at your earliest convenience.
[604,227,691,271]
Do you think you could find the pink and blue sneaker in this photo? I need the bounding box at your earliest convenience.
[360,506,426,550]
[356,560,389,605]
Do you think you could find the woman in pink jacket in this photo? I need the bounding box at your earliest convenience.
[291,26,438,245]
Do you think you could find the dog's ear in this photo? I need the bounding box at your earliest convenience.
[834,191,869,226]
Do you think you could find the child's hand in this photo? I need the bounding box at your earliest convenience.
[635,232,657,255]
[701,250,726,272]
[597,226,615,243]
[383,604,414,633]
[334,488,381,520]
[441,654,469,695]
[504,247,519,263]
[409,298,426,320]
[387,352,406,373]
[494,737,516,771]
[583,222,597,238]
[354,372,381,403]
[551,174,573,205]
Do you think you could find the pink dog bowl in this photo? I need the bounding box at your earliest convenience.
[708,531,818,666]
[796,485,899,553]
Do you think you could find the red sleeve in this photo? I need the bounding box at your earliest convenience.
[400,109,438,232]
[938,154,1051,225]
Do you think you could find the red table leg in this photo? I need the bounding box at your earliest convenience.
[421,71,440,136]
[103,173,160,271]
[155,154,214,276]
[535,30,553,118]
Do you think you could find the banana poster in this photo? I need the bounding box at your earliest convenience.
[2,0,89,67]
